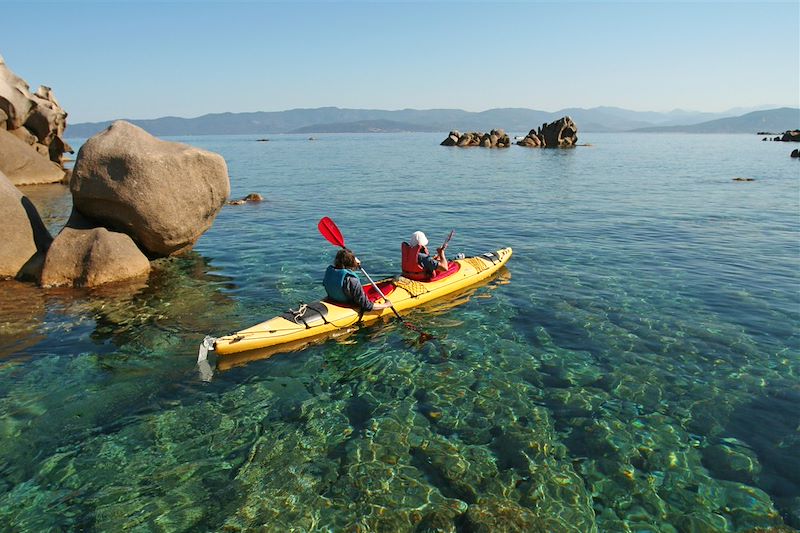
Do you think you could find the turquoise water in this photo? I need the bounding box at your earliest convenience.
[1,132,799,531]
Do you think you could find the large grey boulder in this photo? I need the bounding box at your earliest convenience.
[71,121,230,257]
[0,128,67,184]
[0,170,52,280]
[40,210,151,288]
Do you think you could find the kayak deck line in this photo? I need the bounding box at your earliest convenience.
[203,247,512,359]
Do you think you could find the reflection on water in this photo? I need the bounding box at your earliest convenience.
[0,133,798,531]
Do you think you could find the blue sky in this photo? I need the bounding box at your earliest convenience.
[3,1,798,123]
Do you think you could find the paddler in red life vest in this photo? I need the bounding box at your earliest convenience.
[401,231,449,281]
[323,248,394,312]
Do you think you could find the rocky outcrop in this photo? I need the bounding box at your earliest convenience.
[0,170,52,280]
[518,116,579,148]
[516,130,544,147]
[228,192,263,205]
[780,130,800,142]
[71,121,230,257]
[791,149,799,158]
[0,129,67,185]
[40,210,150,288]
[440,129,510,148]
[0,55,71,183]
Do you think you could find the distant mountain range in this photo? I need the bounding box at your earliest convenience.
[65,106,800,138]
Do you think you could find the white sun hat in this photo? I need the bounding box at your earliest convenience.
[410,231,428,247]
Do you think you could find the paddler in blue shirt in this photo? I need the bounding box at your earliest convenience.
[323,248,393,312]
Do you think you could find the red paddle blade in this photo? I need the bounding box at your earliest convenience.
[318,217,345,248]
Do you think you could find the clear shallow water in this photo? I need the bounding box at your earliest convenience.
[1,132,799,531]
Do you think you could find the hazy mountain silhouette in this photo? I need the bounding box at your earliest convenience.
[65,106,799,138]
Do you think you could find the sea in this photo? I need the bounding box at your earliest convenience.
[1,132,798,532]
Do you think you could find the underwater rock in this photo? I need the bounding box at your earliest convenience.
[464,498,542,532]
[702,443,762,485]
[0,280,45,357]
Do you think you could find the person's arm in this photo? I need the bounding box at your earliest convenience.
[342,276,373,311]
[343,276,393,312]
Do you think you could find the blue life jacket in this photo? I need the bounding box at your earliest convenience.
[323,265,358,303]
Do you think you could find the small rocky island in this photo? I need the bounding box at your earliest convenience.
[440,129,511,148]
[440,116,578,148]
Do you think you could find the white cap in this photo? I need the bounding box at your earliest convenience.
[410,231,428,247]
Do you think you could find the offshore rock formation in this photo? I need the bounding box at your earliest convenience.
[0,170,52,280]
[779,130,800,142]
[517,116,579,148]
[0,55,71,184]
[71,121,230,257]
[440,129,511,148]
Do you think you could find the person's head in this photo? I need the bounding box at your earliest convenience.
[409,231,428,247]
[334,248,360,270]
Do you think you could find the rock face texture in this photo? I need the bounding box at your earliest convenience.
[440,129,511,148]
[0,55,71,183]
[71,121,230,257]
[0,128,67,185]
[517,116,579,148]
[40,210,150,288]
[0,170,52,280]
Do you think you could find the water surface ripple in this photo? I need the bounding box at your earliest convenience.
[1,133,798,531]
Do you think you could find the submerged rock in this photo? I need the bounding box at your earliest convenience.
[71,121,230,257]
[702,443,761,485]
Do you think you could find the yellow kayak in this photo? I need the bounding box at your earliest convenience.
[209,247,512,359]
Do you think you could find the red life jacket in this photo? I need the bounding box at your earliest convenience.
[401,242,429,281]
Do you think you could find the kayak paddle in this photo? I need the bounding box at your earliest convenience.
[439,229,455,253]
[318,216,402,320]
[317,216,432,340]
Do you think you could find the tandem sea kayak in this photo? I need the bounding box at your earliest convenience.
[201,247,512,362]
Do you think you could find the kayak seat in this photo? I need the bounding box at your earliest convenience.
[321,281,396,309]
[427,261,461,282]
[363,281,396,302]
